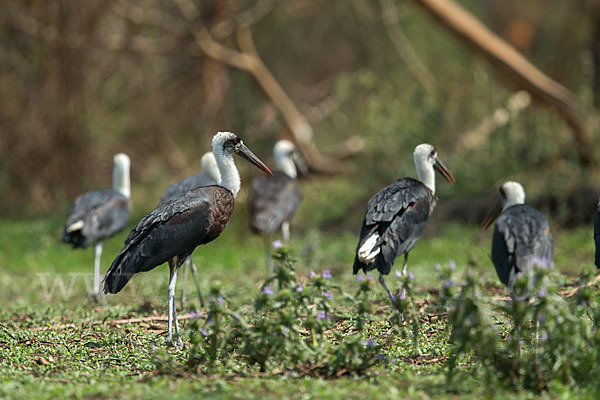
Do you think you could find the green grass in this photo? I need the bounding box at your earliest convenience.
[0,216,598,399]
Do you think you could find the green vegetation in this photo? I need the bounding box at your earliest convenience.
[1,216,598,399]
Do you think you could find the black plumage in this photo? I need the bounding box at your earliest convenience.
[104,186,233,294]
[159,174,218,206]
[248,171,301,235]
[491,204,553,285]
[353,178,434,276]
[63,189,130,248]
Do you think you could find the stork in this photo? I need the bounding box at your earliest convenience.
[352,144,455,300]
[248,140,305,270]
[103,132,272,346]
[595,198,600,269]
[158,152,221,308]
[62,153,131,303]
[481,181,553,292]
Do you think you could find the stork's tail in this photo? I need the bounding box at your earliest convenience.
[353,230,383,274]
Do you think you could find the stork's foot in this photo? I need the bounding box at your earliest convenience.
[163,334,184,348]
[89,291,104,305]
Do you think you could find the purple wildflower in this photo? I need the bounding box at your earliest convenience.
[443,280,453,289]
[538,289,545,298]
[317,311,326,320]
[326,312,331,321]
[368,338,378,347]
[272,240,283,249]
[283,327,290,335]
[434,263,441,271]
[263,286,274,295]
[201,328,209,337]
[395,270,402,279]
[540,332,548,341]
[377,354,384,361]
[150,344,157,353]
[357,274,365,282]
[189,311,201,320]
[367,272,374,281]
[233,313,241,320]
[322,290,332,299]
[408,271,414,280]
[449,260,456,270]
[399,290,406,301]
[217,296,224,306]
[322,270,332,279]
[296,283,303,292]
[207,317,214,325]
[309,270,317,279]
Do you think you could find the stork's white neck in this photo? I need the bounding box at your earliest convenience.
[275,154,297,179]
[113,156,131,199]
[201,152,221,183]
[414,156,435,194]
[213,145,240,197]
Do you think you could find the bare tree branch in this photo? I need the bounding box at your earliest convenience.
[411,0,597,165]
[379,0,435,93]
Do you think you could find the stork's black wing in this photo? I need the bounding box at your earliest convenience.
[248,171,301,234]
[63,189,130,248]
[492,204,553,286]
[104,186,223,294]
[594,201,600,269]
[353,178,433,275]
[159,173,217,206]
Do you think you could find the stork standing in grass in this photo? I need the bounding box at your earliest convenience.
[63,153,131,303]
[248,140,305,270]
[481,181,553,292]
[103,132,272,346]
[352,144,455,300]
[158,152,221,308]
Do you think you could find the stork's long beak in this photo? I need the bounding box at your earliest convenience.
[481,198,503,230]
[237,143,273,175]
[433,158,455,185]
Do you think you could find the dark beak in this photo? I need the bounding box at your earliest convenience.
[237,143,273,176]
[292,151,310,179]
[481,198,503,230]
[433,158,455,185]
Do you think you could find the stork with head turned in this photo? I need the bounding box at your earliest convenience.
[62,153,131,303]
[248,140,305,269]
[481,181,553,291]
[103,132,272,346]
[353,144,455,301]
[158,152,221,308]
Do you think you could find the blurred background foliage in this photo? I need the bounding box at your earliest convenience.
[1,0,600,230]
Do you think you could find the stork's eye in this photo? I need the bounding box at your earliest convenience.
[499,187,506,198]
[233,138,240,144]
[430,149,436,157]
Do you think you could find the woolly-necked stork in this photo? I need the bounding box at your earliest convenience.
[248,140,306,268]
[481,181,553,290]
[595,199,600,269]
[158,152,221,308]
[63,153,131,302]
[353,144,455,300]
[103,132,272,346]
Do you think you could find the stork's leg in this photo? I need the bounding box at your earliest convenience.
[180,258,189,309]
[282,221,291,245]
[90,242,104,303]
[378,273,394,302]
[264,236,272,275]
[188,258,205,308]
[401,253,409,276]
[165,260,183,347]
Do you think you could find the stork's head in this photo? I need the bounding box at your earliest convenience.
[413,144,455,192]
[200,152,221,183]
[481,181,526,229]
[112,153,131,199]
[273,140,308,179]
[212,131,272,176]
